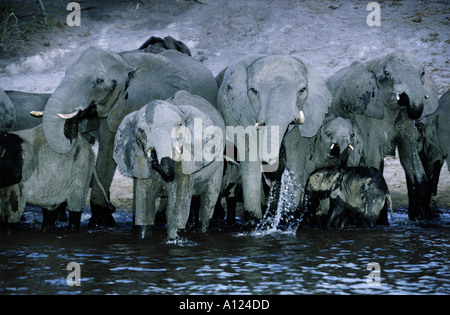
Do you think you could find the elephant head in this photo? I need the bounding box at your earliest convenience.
[310,117,362,167]
[42,47,133,153]
[113,96,224,182]
[218,54,331,168]
[328,51,438,121]
[42,46,192,154]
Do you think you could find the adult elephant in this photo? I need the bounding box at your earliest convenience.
[42,46,218,228]
[327,51,439,221]
[217,54,331,224]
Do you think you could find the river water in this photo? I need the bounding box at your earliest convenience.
[0,205,449,295]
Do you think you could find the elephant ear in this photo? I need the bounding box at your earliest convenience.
[107,53,192,132]
[327,60,384,120]
[0,88,16,133]
[293,57,332,138]
[113,110,151,179]
[217,54,266,127]
[420,67,439,118]
[175,105,225,175]
[0,133,36,188]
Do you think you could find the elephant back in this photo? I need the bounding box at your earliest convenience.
[160,50,219,107]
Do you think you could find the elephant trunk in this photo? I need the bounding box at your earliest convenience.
[394,80,425,120]
[43,78,90,154]
[260,114,291,172]
[150,130,176,182]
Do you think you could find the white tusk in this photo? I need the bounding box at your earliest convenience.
[147,147,152,159]
[424,94,429,100]
[30,111,44,117]
[348,144,354,151]
[396,93,401,101]
[255,120,265,130]
[57,109,80,119]
[173,145,182,154]
[330,143,335,150]
[298,110,305,125]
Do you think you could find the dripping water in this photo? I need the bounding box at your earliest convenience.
[254,167,303,234]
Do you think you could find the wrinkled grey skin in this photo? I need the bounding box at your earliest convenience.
[327,51,439,220]
[302,166,392,229]
[416,90,450,197]
[113,91,225,239]
[213,157,241,225]
[1,89,98,145]
[42,46,218,228]
[0,88,16,133]
[217,54,331,223]
[293,116,363,188]
[0,125,94,231]
[5,90,50,131]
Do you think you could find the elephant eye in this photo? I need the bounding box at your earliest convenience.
[384,70,390,76]
[299,87,307,94]
[326,132,331,137]
[96,78,105,84]
[351,133,355,138]
[137,128,145,134]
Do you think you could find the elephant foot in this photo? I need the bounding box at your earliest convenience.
[88,202,116,228]
[242,211,261,230]
[408,205,434,221]
[53,203,68,222]
[136,225,152,239]
[41,208,59,232]
[68,211,82,231]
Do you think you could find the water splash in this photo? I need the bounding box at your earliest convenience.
[254,167,302,235]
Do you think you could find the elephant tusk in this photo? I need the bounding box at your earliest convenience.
[255,120,265,130]
[295,110,305,125]
[58,109,80,119]
[330,143,335,150]
[173,144,183,161]
[348,144,354,151]
[396,93,401,101]
[173,144,182,154]
[424,94,429,100]
[30,111,44,117]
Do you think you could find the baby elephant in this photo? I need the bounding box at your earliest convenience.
[0,125,95,230]
[113,91,225,239]
[303,166,392,228]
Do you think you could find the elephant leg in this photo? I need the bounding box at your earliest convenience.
[68,211,82,231]
[226,195,237,226]
[199,168,223,233]
[166,176,193,240]
[134,178,160,238]
[327,197,346,229]
[430,160,444,196]
[89,119,116,228]
[56,202,68,222]
[397,136,432,220]
[41,207,60,232]
[189,196,200,228]
[239,160,263,226]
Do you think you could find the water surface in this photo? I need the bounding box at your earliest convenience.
[0,207,448,295]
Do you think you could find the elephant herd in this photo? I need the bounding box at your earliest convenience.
[0,36,448,239]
